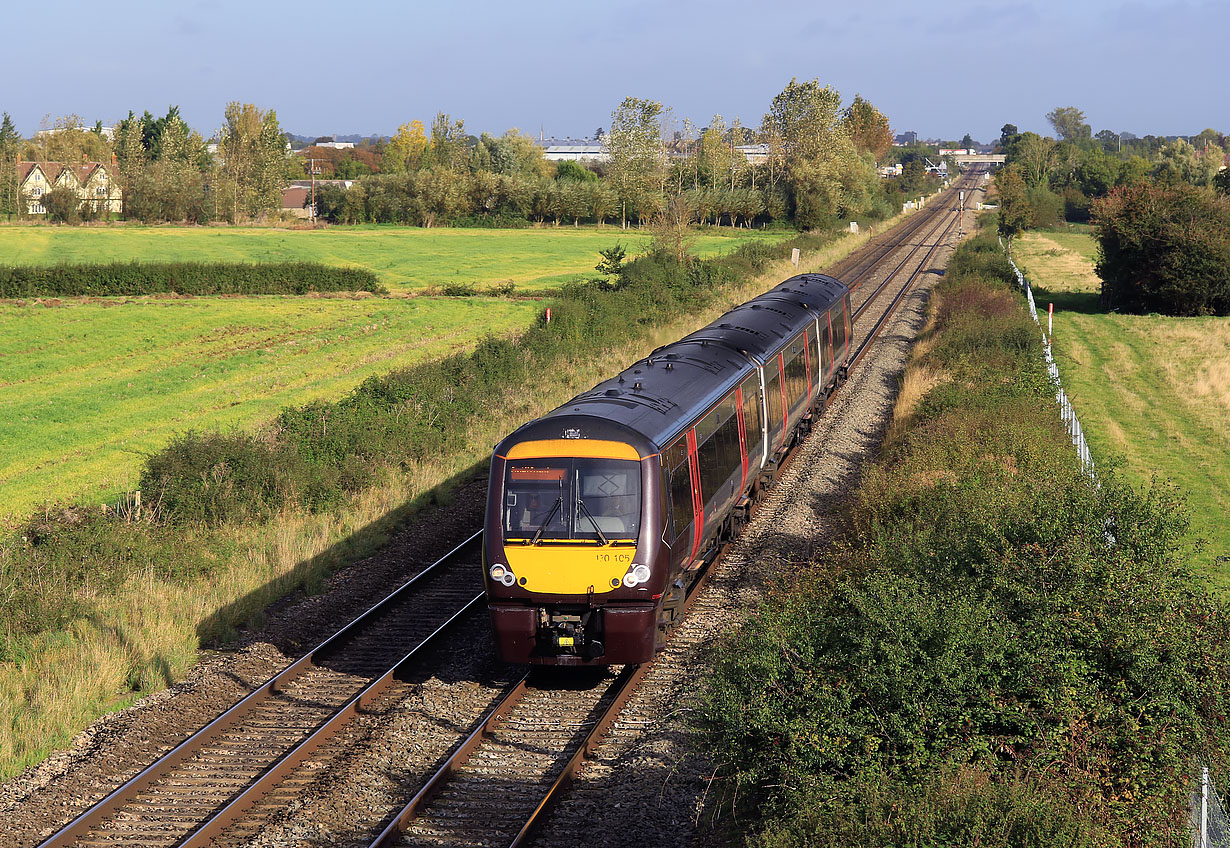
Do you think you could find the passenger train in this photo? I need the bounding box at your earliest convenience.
[483,273,853,665]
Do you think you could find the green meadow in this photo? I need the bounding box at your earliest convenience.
[0,225,786,293]
[1015,231,1230,583]
[0,294,537,515]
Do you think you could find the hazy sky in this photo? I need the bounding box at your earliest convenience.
[5,0,1225,143]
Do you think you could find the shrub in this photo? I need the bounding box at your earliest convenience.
[0,261,385,298]
[1093,181,1230,316]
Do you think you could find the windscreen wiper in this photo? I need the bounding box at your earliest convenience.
[530,497,564,545]
[575,499,610,545]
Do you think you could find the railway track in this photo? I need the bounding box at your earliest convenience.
[36,534,485,848]
[32,172,983,848]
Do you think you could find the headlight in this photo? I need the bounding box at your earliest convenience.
[490,564,516,586]
[622,563,651,588]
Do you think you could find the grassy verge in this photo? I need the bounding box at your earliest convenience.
[1014,231,1230,583]
[0,225,788,293]
[0,296,538,514]
[0,217,885,780]
[696,229,1230,845]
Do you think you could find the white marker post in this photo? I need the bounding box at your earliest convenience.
[791,248,800,267]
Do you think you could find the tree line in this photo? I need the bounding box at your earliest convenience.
[996,106,1230,316]
[0,81,930,231]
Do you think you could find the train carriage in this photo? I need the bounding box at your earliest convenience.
[483,273,852,665]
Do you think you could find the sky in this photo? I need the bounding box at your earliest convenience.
[5,0,1226,144]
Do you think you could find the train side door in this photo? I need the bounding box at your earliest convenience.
[663,434,694,572]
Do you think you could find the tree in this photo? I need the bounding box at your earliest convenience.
[1010,132,1056,188]
[385,120,428,173]
[995,165,1030,245]
[606,96,665,229]
[699,115,734,189]
[428,112,467,171]
[1153,138,1224,187]
[42,185,83,224]
[0,113,20,218]
[844,95,893,163]
[1045,106,1091,143]
[762,78,867,228]
[216,102,289,221]
[1093,182,1230,315]
[25,114,112,163]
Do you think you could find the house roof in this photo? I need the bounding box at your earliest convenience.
[18,161,109,186]
[281,186,310,209]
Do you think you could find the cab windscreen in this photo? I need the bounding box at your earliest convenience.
[504,458,640,543]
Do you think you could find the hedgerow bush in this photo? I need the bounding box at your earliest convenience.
[138,237,785,524]
[1093,182,1230,316]
[0,261,384,297]
[696,231,1230,845]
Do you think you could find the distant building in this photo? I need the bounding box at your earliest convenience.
[735,143,770,164]
[282,179,355,218]
[541,141,608,162]
[35,125,116,141]
[17,161,121,215]
[937,148,974,156]
[894,131,918,146]
[311,141,355,150]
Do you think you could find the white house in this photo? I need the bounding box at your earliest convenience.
[17,161,122,215]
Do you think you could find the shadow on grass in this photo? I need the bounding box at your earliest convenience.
[1029,286,1103,316]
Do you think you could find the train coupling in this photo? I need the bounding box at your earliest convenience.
[539,610,605,660]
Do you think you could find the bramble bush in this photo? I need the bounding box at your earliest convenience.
[0,261,384,297]
[697,231,1230,846]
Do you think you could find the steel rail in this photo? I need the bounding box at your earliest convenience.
[178,593,487,847]
[38,530,484,848]
[835,174,973,289]
[850,186,966,324]
[850,187,967,369]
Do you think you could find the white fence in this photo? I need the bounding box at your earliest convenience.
[999,238,1096,478]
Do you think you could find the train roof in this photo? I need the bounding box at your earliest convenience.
[496,274,850,454]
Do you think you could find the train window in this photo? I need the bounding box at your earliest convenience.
[741,377,761,460]
[696,397,740,506]
[833,302,847,354]
[807,328,820,389]
[504,458,641,541]
[821,318,832,376]
[784,343,808,409]
[766,366,783,438]
[665,436,693,541]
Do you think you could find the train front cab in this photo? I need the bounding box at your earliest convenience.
[484,434,667,666]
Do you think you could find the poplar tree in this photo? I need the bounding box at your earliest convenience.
[607,97,665,229]
[0,113,19,218]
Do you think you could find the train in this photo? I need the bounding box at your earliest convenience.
[482,272,853,665]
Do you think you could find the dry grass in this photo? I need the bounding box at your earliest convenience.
[0,217,903,779]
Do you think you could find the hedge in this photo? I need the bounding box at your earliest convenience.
[0,261,385,297]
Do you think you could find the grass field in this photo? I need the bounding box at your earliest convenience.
[0,225,787,293]
[0,294,537,515]
[1015,231,1230,583]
